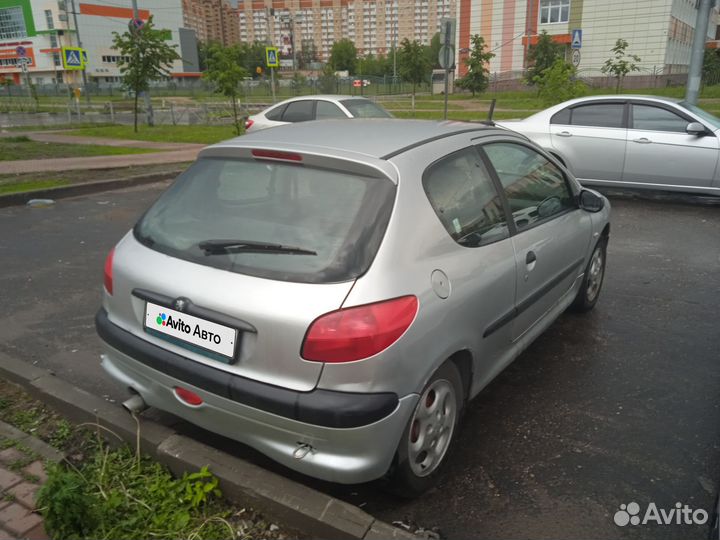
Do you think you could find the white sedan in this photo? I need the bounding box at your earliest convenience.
[245,95,392,132]
[499,95,720,197]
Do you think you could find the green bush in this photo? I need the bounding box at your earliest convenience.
[37,446,231,540]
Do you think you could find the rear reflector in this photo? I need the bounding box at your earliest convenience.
[245,119,254,130]
[251,149,303,162]
[103,247,114,295]
[174,386,203,406]
[301,296,418,363]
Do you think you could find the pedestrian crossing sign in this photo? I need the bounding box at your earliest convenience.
[62,47,86,70]
[571,29,582,49]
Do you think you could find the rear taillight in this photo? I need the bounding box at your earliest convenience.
[301,296,418,363]
[103,247,114,295]
[174,386,204,406]
[245,119,254,130]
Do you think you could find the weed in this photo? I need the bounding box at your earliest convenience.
[38,446,233,540]
[49,419,73,448]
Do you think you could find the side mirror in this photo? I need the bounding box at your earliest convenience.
[686,122,708,136]
[579,190,604,213]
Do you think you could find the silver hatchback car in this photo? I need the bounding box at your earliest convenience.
[96,120,610,496]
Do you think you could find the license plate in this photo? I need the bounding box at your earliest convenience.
[144,301,237,359]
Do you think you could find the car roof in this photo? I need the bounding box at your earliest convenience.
[560,94,681,105]
[209,119,505,160]
[272,95,370,105]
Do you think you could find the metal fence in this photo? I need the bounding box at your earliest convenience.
[0,75,427,100]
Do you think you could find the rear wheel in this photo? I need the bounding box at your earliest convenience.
[386,362,463,497]
[571,236,607,312]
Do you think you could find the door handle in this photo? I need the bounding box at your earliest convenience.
[632,137,652,144]
[556,131,572,137]
[526,251,537,264]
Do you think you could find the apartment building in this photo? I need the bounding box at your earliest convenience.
[0,0,199,86]
[182,0,239,45]
[234,0,455,62]
[456,0,719,79]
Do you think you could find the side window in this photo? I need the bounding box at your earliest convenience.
[483,143,575,231]
[570,103,624,128]
[265,104,287,121]
[281,101,315,122]
[631,104,689,132]
[423,148,509,247]
[550,107,571,125]
[316,101,347,119]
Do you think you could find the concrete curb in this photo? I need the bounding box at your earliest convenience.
[0,169,184,208]
[0,352,417,540]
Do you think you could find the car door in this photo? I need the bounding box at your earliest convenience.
[550,101,627,183]
[482,142,592,342]
[623,101,719,188]
[420,146,518,389]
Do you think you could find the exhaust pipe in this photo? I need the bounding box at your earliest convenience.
[122,393,148,415]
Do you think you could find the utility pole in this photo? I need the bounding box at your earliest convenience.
[131,0,154,125]
[69,0,90,103]
[685,0,713,105]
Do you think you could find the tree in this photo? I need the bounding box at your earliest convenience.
[319,62,338,93]
[329,38,357,74]
[425,32,442,69]
[398,38,431,112]
[299,39,318,69]
[702,50,720,87]
[534,59,587,106]
[525,30,564,85]
[204,44,248,135]
[112,17,179,131]
[601,38,641,93]
[456,34,494,97]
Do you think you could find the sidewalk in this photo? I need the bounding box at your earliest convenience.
[0,422,63,540]
[1,130,204,174]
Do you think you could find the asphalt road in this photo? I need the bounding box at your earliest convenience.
[1,183,719,539]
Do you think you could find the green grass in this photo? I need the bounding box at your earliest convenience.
[0,179,70,195]
[0,140,161,161]
[68,124,241,144]
[3,122,116,132]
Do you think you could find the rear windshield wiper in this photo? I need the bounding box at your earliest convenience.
[198,239,317,256]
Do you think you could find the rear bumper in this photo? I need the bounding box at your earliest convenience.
[96,309,418,484]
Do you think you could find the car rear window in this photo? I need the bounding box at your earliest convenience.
[340,99,392,118]
[134,158,396,284]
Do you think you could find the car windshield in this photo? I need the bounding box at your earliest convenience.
[679,101,720,130]
[340,99,393,118]
[135,158,395,284]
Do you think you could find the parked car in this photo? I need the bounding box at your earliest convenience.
[244,95,392,132]
[499,95,720,197]
[96,119,610,496]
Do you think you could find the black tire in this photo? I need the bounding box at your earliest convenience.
[570,236,607,313]
[385,362,464,498]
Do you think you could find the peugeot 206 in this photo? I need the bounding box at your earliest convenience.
[96,119,610,496]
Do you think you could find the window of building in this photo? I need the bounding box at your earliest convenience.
[53,52,61,66]
[539,0,570,24]
[423,147,509,247]
[0,6,28,39]
[49,34,58,47]
[45,9,54,29]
